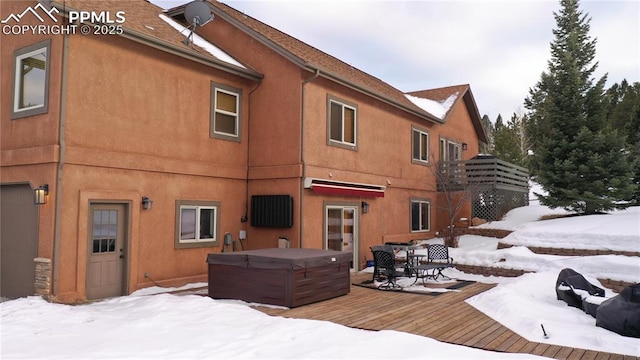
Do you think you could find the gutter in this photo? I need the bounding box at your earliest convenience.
[52,33,69,296]
[198,4,442,125]
[299,69,320,248]
[119,27,263,82]
[304,65,443,125]
[49,2,262,83]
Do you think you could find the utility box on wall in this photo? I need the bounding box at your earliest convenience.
[250,195,293,228]
[278,237,290,248]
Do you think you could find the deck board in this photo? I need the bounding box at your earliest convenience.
[250,274,636,360]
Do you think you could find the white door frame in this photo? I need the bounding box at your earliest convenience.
[324,203,359,269]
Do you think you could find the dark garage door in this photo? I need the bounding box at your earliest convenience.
[1,184,38,299]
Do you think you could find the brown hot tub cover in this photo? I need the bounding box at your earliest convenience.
[206,248,352,270]
[206,248,352,307]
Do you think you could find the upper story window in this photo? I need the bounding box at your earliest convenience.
[175,200,220,249]
[440,138,461,161]
[412,127,429,164]
[211,82,242,142]
[327,96,357,150]
[410,199,431,232]
[11,39,51,119]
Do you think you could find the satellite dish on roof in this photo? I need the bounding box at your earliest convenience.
[182,1,214,46]
[184,1,214,27]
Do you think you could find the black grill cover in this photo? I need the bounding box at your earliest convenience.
[556,268,605,310]
[596,283,640,338]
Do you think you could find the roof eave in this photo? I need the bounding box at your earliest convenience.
[187,3,442,124]
[462,90,488,144]
[50,1,263,82]
[121,27,263,82]
[168,4,308,67]
[306,65,443,124]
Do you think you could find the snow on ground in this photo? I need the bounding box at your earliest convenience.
[1,199,639,358]
[0,294,544,360]
[459,203,640,356]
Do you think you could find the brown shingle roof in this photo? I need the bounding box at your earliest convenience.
[197,0,442,124]
[54,0,261,80]
[408,84,488,143]
[408,84,470,103]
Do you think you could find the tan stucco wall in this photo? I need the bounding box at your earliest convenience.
[301,78,440,261]
[51,33,257,302]
[203,13,483,268]
[1,3,262,301]
[197,16,308,250]
[433,97,480,229]
[2,0,487,302]
[437,97,481,161]
[1,0,63,266]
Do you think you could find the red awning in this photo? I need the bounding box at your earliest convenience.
[310,183,385,198]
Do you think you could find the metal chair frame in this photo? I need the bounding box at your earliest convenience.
[410,244,455,284]
[370,247,404,290]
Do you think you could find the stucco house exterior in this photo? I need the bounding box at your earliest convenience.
[1,0,487,303]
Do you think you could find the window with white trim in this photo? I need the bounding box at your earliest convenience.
[440,138,461,161]
[211,82,241,142]
[328,97,357,149]
[175,200,219,248]
[410,199,430,232]
[412,127,429,164]
[12,39,50,119]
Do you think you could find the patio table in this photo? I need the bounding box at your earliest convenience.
[407,253,427,270]
[384,242,423,255]
[384,242,424,276]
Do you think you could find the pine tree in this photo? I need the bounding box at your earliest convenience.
[524,0,636,214]
[605,79,629,128]
[493,112,530,168]
[493,114,519,165]
[607,81,640,204]
[610,81,640,205]
[630,130,640,205]
[479,114,494,154]
[607,80,640,140]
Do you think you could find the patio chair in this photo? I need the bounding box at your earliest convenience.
[425,244,454,280]
[369,245,395,281]
[370,247,404,290]
[411,244,454,284]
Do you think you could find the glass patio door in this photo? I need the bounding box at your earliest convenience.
[325,205,358,269]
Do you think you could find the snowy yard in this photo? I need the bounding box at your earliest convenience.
[1,200,639,359]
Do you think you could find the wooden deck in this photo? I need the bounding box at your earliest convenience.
[252,274,637,360]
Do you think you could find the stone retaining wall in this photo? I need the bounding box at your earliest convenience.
[454,264,531,277]
[441,228,513,239]
[454,265,635,293]
[34,257,52,297]
[446,230,638,294]
[497,242,640,257]
[597,278,636,293]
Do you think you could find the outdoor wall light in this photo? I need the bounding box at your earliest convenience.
[34,184,49,205]
[141,196,153,210]
[361,201,369,214]
[462,142,468,151]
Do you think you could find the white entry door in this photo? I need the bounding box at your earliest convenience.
[325,205,358,269]
[86,203,127,300]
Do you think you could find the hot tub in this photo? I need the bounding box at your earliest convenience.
[206,248,352,307]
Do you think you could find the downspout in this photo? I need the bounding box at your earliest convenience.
[300,68,320,248]
[243,80,262,249]
[52,33,69,295]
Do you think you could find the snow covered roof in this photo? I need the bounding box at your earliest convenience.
[158,14,245,69]
[407,84,488,143]
[405,92,459,120]
[57,0,260,81]
[189,0,445,124]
